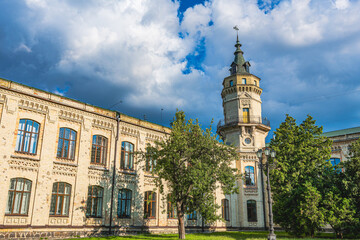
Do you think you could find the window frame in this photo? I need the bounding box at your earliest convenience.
[243,108,250,123]
[86,185,103,218]
[167,194,177,219]
[5,178,32,216]
[56,128,77,160]
[242,78,247,84]
[118,189,132,218]
[247,200,257,222]
[229,80,234,87]
[15,119,40,155]
[91,135,108,166]
[120,141,134,170]
[187,211,197,220]
[49,182,72,217]
[144,191,156,219]
[222,199,230,221]
[245,166,256,186]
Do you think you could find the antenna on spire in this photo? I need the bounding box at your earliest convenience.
[233,25,239,41]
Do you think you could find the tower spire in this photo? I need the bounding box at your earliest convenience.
[231,26,250,75]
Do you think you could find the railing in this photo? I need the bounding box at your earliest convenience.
[217,116,270,129]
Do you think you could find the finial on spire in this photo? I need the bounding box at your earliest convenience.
[233,25,239,42]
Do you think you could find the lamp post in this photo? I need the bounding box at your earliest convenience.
[257,148,276,240]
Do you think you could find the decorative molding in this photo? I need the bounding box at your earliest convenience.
[117,174,137,184]
[53,161,77,176]
[0,93,5,103]
[4,216,28,225]
[145,133,162,142]
[144,176,156,186]
[8,156,39,172]
[18,99,48,115]
[92,119,113,131]
[121,126,139,138]
[88,168,111,182]
[244,188,258,195]
[59,109,83,123]
[48,217,69,225]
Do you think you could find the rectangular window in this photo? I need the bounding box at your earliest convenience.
[121,142,134,170]
[118,189,132,218]
[242,78,246,84]
[230,80,234,87]
[243,108,250,123]
[222,199,230,221]
[247,200,257,222]
[187,211,197,220]
[91,135,108,165]
[167,194,177,219]
[144,191,156,219]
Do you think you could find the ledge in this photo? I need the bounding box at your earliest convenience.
[10,154,40,161]
[53,161,78,167]
[88,165,109,171]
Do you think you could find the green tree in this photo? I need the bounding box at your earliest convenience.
[269,115,332,237]
[140,110,239,239]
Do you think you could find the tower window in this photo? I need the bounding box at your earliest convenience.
[245,166,255,186]
[230,80,233,87]
[254,80,257,86]
[243,108,250,123]
[242,78,246,84]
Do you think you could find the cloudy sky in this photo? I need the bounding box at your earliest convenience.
[1,0,360,141]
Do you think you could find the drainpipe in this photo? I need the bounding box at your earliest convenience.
[109,113,120,235]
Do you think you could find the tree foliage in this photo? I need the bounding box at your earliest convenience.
[269,115,332,237]
[140,110,239,239]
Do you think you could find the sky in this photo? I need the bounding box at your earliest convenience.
[1,0,360,141]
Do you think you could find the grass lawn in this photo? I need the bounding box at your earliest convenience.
[70,231,345,240]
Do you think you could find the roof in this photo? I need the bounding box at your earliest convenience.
[322,126,360,138]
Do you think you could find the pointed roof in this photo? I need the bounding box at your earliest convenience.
[230,34,250,75]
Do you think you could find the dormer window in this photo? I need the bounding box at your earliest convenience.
[230,80,234,87]
[242,78,246,84]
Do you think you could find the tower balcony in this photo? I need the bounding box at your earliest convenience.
[217,116,270,132]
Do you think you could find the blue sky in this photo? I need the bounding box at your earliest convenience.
[1,0,360,141]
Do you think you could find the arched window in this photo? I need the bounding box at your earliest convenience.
[86,186,103,218]
[118,189,132,218]
[245,166,255,186]
[50,182,71,216]
[167,194,177,219]
[229,80,234,87]
[144,191,156,219]
[222,199,230,221]
[247,200,257,222]
[187,211,197,220]
[57,128,77,160]
[91,135,108,165]
[6,178,32,215]
[121,142,134,170]
[15,119,40,154]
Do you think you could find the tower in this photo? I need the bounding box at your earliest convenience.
[217,36,271,228]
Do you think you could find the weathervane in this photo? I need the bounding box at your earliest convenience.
[233,25,239,39]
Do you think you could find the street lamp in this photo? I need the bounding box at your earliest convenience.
[257,148,276,240]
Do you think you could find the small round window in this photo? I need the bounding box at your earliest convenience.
[245,138,251,144]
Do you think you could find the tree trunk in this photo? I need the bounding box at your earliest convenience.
[177,205,186,240]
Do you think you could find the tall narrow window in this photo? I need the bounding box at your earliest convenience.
[6,178,32,215]
[222,199,230,221]
[167,194,177,219]
[49,182,71,216]
[145,150,156,173]
[245,166,255,186]
[15,119,40,154]
[254,80,257,86]
[187,211,197,220]
[118,189,132,218]
[57,128,77,160]
[144,191,156,219]
[243,108,250,123]
[247,200,257,222]
[86,186,103,218]
[229,80,234,87]
[91,135,108,165]
[121,142,134,170]
[242,78,247,84]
